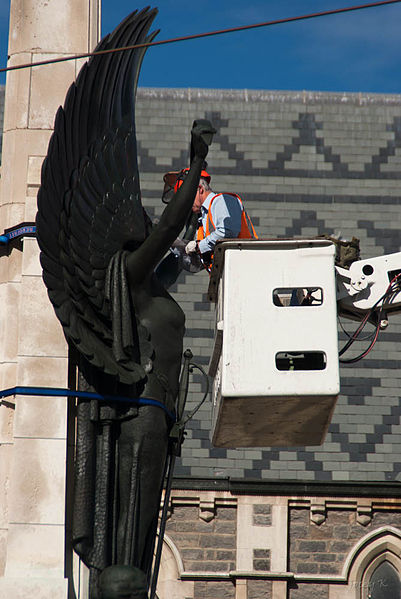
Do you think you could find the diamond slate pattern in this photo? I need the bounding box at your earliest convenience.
[134,88,401,483]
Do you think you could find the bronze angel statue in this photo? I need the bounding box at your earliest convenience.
[36,8,214,599]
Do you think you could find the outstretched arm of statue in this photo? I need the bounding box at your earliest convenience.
[126,120,215,284]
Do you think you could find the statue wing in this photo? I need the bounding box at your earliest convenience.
[36,9,158,383]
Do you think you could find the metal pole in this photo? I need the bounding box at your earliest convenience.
[148,350,193,599]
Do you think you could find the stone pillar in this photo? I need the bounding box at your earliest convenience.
[0,1,100,596]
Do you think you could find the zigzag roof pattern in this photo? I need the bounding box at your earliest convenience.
[135,88,401,483]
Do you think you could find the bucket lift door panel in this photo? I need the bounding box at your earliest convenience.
[208,240,339,448]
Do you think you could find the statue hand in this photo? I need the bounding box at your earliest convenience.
[191,119,216,160]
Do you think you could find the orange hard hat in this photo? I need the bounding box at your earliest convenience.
[180,167,211,183]
[163,168,211,194]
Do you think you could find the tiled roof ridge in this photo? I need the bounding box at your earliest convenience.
[137,86,401,105]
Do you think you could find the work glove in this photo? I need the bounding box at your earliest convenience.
[185,240,198,255]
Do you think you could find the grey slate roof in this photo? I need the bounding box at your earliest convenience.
[135,87,401,483]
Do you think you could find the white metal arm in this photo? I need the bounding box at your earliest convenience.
[336,251,401,324]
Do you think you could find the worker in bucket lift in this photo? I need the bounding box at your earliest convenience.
[163,168,257,271]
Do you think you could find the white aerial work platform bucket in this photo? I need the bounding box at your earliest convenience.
[207,239,339,448]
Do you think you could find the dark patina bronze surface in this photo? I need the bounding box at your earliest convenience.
[36,8,214,597]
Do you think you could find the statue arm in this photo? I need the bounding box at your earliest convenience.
[126,120,214,284]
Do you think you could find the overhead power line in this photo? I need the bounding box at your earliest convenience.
[1,0,400,74]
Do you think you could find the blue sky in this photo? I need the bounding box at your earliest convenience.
[1,0,401,93]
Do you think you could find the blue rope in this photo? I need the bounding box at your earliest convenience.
[0,224,36,245]
[0,386,176,422]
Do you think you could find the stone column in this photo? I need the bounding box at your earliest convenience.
[0,1,100,596]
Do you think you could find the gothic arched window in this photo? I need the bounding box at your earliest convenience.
[367,560,401,599]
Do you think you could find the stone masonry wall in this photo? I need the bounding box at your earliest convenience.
[166,504,236,573]
[193,581,236,599]
[288,582,329,599]
[0,85,4,161]
[289,507,401,576]
[247,580,273,599]
[161,491,401,599]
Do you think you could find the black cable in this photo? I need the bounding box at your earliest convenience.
[338,311,371,356]
[339,316,381,363]
[1,0,401,74]
[338,314,377,342]
[339,273,401,363]
[179,362,210,426]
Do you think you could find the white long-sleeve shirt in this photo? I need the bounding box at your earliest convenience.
[198,192,243,254]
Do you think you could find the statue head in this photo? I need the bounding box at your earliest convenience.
[99,565,148,599]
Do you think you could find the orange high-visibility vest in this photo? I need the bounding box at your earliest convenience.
[196,193,258,244]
